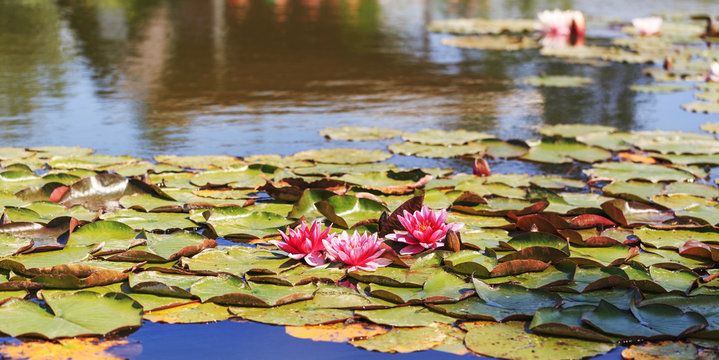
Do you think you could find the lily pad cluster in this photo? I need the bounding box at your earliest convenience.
[430,12,719,109]
[3,126,719,359]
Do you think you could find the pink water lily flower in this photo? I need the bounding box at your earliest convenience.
[386,205,464,255]
[708,62,719,82]
[323,231,392,272]
[270,220,331,266]
[632,17,662,36]
[537,9,585,37]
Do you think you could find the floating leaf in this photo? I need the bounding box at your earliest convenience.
[524,75,593,88]
[351,324,447,353]
[319,127,403,141]
[442,35,538,50]
[291,149,392,164]
[285,322,390,343]
[143,302,231,324]
[401,129,494,146]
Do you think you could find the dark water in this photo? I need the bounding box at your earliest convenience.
[2,0,719,358]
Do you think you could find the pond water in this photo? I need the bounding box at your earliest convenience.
[2,0,719,359]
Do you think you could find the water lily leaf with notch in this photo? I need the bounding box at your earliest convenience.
[499,232,570,263]
[179,246,293,277]
[455,179,526,199]
[319,126,404,141]
[448,212,512,229]
[584,162,695,182]
[388,142,487,158]
[45,283,195,312]
[442,35,538,50]
[0,217,79,255]
[640,294,719,339]
[100,209,198,231]
[648,266,698,293]
[481,139,529,158]
[144,302,232,323]
[0,233,30,258]
[635,227,719,249]
[1,246,95,271]
[431,280,560,321]
[17,202,96,223]
[190,274,315,307]
[66,220,137,252]
[521,139,611,164]
[633,137,719,155]
[444,250,497,277]
[349,252,444,287]
[582,300,707,339]
[308,284,394,310]
[655,153,719,166]
[427,18,537,35]
[290,148,392,164]
[568,266,630,293]
[603,181,664,202]
[665,182,719,198]
[570,245,637,267]
[148,172,195,189]
[153,155,243,169]
[701,122,719,134]
[0,147,35,160]
[401,129,494,146]
[335,171,430,194]
[203,206,291,239]
[350,323,448,353]
[523,75,593,88]
[634,248,714,270]
[601,199,674,227]
[316,195,387,229]
[248,264,346,286]
[530,305,613,342]
[483,262,575,289]
[0,291,142,339]
[558,288,640,310]
[46,155,139,170]
[630,83,693,93]
[229,298,353,326]
[460,228,511,250]
[104,231,216,263]
[190,164,277,188]
[355,306,456,327]
[537,124,616,139]
[368,269,472,304]
[0,170,43,193]
[288,189,336,219]
[652,195,719,225]
[464,321,615,360]
[128,271,203,298]
[421,189,462,210]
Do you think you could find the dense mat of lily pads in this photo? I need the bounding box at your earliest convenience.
[430,10,719,114]
[4,125,719,358]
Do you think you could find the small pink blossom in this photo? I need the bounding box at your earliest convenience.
[537,9,585,37]
[708,62,719,82]
[323,231,392,272]
[632,17,662,36]
[270,220,331,266]
[386,206,464,255]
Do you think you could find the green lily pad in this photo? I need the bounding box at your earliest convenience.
[427,18,537,35]
[442,35,538,50]
[683,101,719,114]
[229,298,353,326]
[521,139,611,164]
[388,142,487,158]
[355,306,456,327]
[368,269,472,304]
[190,164,277,188]
[319,127,404,141]
[530,305,613,342]
[401,129,494,146]
[144,302,232,324]
[100,209,198,231]
[128,271,202,298]
[524,75,593,88]
[631,83,693,93]
[351,324,448,353]
[179,246,292,277]
[636,228,719,249]
[291,149,392,164]
[190,274,315,307]
[537,124,616,139]
[0,291,142,339]
[153,155,244,169]
[204,206,291,239]
[316,195,387,229]
[464,321,615,360]
[584,162,695,182]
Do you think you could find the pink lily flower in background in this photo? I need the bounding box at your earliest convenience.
[708,62,719,82]
[323,231,392,272]
[386,205,464,255]
[537,9,585,37]
[632,17,662,36]
[270,220,331,266]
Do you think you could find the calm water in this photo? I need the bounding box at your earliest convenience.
[2,0,719,358]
